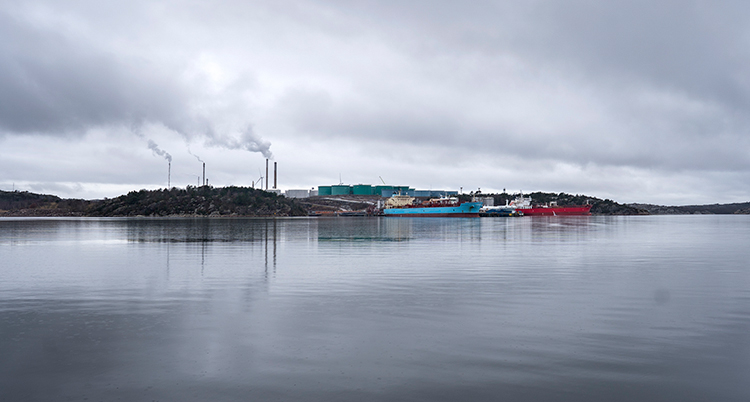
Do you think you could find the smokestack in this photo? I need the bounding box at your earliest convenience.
[265,159,269,190]
[274,162,277,189]
[202,162,206,186]
[168,161,171,188]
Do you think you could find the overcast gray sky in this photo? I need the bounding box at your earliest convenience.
[2,0,749,204]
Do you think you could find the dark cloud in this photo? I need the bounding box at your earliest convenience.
[0,10,184,134]
[1,0,749,202]
[264,1,750,173]
[529,2,750,107]
[0,3,272,159]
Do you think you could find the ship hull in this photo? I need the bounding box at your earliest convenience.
[383,202,482,217]
[518,206,592,216]
[480,207,519,217]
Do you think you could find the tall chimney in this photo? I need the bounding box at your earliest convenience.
[265,159,269,190]
[202,162,206,186]
[168,161,171,188]
[274,162,277,189]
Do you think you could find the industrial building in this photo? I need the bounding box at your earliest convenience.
[316,184,457,198]
[285,189,316,198]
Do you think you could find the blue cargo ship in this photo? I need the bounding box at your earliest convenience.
[382,194,482,217]
[479,206,520,217]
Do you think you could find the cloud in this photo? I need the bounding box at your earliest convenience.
[1,0,749,203]
[0,2,272,157]
[0,8,183,135]
[261,1,750,175]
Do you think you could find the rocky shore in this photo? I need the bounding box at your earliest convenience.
[478,192,648,215]
[1,187,307,217]
[4,188,750,217]
[628,202,750,215]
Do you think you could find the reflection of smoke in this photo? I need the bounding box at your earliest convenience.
[147,140,172,162]
[187,148,204,163]
[210,125,273,159]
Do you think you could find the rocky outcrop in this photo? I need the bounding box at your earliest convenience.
[629,202,750,215]
[476,192,649,215]
[87,186,307,217]
[0,187,307,217]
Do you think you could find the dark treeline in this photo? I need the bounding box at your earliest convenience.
[0,190,92,216]
[0,187,307,217]
[0,190,62,210]
[458,191,648,215]
[4,188,749,216]
[629,202,750,215]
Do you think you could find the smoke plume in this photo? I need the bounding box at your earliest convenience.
[187,148,204,163]
[209,126,273,159]
[147,140,172,162]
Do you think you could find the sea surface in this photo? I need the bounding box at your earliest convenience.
[1,216,749,401]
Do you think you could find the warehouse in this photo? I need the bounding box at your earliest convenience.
[316,184,457,197]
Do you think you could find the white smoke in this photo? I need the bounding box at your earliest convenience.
[187,148,204,163]
[147,140,172,162]
[209,126,273,159]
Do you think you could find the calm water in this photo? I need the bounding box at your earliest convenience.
[1,216,749,401]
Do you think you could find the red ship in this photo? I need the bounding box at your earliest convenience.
[509,195,592,216]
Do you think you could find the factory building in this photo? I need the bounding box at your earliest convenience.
[316,184,457,198]
[285,189,313,198]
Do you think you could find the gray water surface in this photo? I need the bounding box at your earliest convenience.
[1,216,749,401]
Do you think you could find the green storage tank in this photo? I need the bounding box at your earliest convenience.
[331,185,352,195]
[375,185,394,196]
[352,184,374,195]
[318,186,332,195]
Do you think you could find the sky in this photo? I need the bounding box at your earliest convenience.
[1,0,749,205]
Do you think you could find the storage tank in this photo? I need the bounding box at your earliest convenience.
[352,184,374,195]
[285,189,310,198]
[331,185,352,195]
[374,185,394,196]
[318,186,332,195]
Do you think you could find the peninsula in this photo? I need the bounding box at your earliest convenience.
[2,188,749,217]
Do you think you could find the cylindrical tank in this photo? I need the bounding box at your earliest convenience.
[352,184,374,195]
[331,185,352,195]
[374,185,394,196]
[318,186,332,195]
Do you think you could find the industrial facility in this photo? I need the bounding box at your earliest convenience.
[248,159,458,199]
[317,184,458,198]
[278,184,459,199]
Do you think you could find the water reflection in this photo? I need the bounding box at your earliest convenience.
[313,217,489,243]
[263,218,277,275]
[1,216,749,402]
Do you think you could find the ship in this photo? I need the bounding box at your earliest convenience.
[479,206,520,217]
[509,195,592,216]
[382,194,482,217]
[479,198,520,217]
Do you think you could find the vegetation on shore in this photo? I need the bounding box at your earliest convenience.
[459,191,649,215]
[0,187,307,217]
[4,188,750,217]
[0,190,91,216]
[629,202,750,215]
